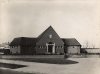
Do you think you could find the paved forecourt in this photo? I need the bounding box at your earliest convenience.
[0,58,100,74]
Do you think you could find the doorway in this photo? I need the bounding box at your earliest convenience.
[48,45,53,53]
[46,42,55,54]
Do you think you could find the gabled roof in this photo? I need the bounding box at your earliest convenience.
[38,26,54,40]
[10,37,37,46]
[62,38,81,46]
[37,26,64,44]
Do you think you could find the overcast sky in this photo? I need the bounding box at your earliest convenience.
[0,0,100,47]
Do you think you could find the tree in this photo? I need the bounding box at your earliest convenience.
[91,44,95,48]
[84,41,96,48]
[85,41,89,48]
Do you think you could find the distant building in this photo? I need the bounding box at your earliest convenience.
[9,26,81,55]
[81,48,100,54]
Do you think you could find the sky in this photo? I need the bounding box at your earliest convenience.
[0,0,100,47]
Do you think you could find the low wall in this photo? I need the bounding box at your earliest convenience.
[68,54,100,58]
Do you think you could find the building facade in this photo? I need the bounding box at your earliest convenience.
[9,26,81,55]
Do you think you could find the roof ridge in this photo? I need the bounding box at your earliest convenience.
[16,37,36,38]
[62,38,81,46]
[62,38,76,39]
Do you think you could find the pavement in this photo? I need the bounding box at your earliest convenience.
[0,58,100,74]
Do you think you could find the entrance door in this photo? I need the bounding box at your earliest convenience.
[48,45,53,53]
[46,42,55,54]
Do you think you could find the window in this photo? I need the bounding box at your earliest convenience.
[42,46,45,48]
[49,34,52,38]
[38,46,41,48]
[40,46,41,48]
[15,46,18,48]
[61,46,63,48]
[40,46,43,48]
[56,46,59,48]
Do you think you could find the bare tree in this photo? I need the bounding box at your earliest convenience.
[91,44,95,48]
[84,41,96,48]
[85,41,89,48]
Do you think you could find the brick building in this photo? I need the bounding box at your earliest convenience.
[9,26,81,55]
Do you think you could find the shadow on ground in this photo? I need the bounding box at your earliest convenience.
[0,63,27,69]
[0,69,36,74]
[6,58,79,65]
